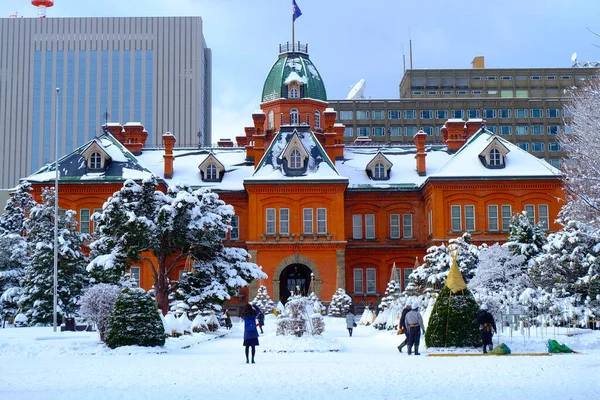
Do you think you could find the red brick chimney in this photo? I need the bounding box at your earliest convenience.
[103,123,124,142]
[445,119,466,153]
[121,122,148,155]
[162,132,176,179]
[413,129,427,176]
[465,119,485,141]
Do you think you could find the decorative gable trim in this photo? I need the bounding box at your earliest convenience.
[280,130,309,176]
[198,153,226,182]
[81,141,112,171]
[479,137,510,169]
[366,151,393,180]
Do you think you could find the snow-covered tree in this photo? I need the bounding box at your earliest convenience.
[529,218,600,320]
[104,287,166,348]
[252,285,275,314]
[469,243,528,315]
[0,181,36,235]
[174,247,267,314]
[0,233,29,326]
[276,295,324,336]
[504,211,546,265]
[79,284,122,341]
[306,291,325,314]
[559,80,600,229]
[19,188,88,325]
[88,177,265,314]
[409,233,479,294]
[327,288,352,317]
[379,280,402,310]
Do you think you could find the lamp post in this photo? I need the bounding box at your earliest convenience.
[53,87,60,332]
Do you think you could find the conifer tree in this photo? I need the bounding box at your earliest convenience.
[505,211,546,265]
[327,288,352,317]
[425,253,481,348]
[19,188,88,325]
[0,181,36,235]
[104,287,166,348]
[379,280,402,310]
[252,285,275,314]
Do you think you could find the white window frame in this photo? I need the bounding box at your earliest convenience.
[365,214,375,239]
[354,268,363,293]
[490,149,501,166]
[290,149,302,169]
[428,210,433,236]
[279,208,289,235]
[403,268,413,290]
[374,162,385,179]
[317,208,327,234]
[303,208,313,235]
[488,205,498,231]
[290,108,299,125]
[93,208,102,232]
[315,111,320,129]
[268,110,274,129]
[266,208,276,235]
[538,204,549,230]
[366,268,377,294]
[289,87,299,98]
[90,152,102,169]
[501,205,512,231]
[451,205,462,232]
[465,205,475,231]
[403,214,413,238]
[352,214,363,239]
[80,209,90,234]
[390,214,400,239]
[524,204,535,225]
[230,216,239,240]
[130,266,141,286]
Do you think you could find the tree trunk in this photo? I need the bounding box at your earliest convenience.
[154,256,170,315]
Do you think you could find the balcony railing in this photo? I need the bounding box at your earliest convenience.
[279,42,308,55]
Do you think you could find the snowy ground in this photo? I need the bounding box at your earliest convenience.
[0,315,598,400]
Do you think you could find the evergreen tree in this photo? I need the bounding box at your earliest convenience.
[409,233,479,294]
[88,178,265,314]
[327,288,352,317]
[19,188,88,325]
[505,211,546,265]
[0,233,29,326]
[0,181,36,235]
[425,253,481,348]
[104,287,166,348]
[252,285,275,314]
[379,280,402,310]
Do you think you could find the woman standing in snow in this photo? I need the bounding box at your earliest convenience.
[346,308,356,337]
[242,303,260,364]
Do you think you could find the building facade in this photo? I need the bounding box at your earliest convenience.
[329,62,599,169]
[0,16,212,189]
[23,46,565,310]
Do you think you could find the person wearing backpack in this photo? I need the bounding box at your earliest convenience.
[242,303,260,363]
[476,304,497,354]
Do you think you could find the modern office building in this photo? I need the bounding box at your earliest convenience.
[329,58,599,169]
[0,16,212,189]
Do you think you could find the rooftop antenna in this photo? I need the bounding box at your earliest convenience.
[346,79,366,100]
[571,52,578,66]
[402,43,406,74]
[102,109,110,133]
[409,27,413,69]
[31,0,54,18]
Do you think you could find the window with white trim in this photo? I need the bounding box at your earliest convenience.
[435,110,448,119]
[524,204,535,225]
[390,214,400,239]
[266,208,276,234]
[366,268,377,294]
[354,268,363,293]
[490,149,501,166]
[230,216,239,240]
[315,111,320,129]
[93,208,102,232]
[130,266,141,286]
[268,110,274,129]
[278,208,289,235]
[538,204,549,230]
[290,109,299,125]
[403,268,413,289]
[289,87,299,98]
[451,205,462,232]
[340,111,353,120]
[90,152,102,169]
[465,205,475,231]
[428,210,433,236]
[501,205,512,231]
[290,149,302,169]
[374,162,385,179]
[352,214,362,239]
[356,110,369,120]
[303,208,313,235]
[488,205,498,231]
[365,214,375,239]
[403,214,413,238]
[317,208,327,234]
[206,164,217,180]
[80,209,90,233]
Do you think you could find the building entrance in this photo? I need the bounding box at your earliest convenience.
[279,263,312,303]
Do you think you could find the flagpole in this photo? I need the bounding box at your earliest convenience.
[292,19,295,51]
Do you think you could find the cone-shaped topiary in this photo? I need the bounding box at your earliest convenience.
[424,251,480,348]
[104,288,166,349]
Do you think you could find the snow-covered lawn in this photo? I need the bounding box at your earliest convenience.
[1,315,598,400]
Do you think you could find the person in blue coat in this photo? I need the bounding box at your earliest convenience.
[242,303,260,364]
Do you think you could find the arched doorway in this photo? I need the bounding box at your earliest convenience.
[279,263,312,303]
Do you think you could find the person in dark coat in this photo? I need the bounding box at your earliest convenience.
[242,303,260,363]
[397,300,412,353]
[257,308,265,333]
[224,310,232,330]
[476,304,497,354]
[404,303,425,355]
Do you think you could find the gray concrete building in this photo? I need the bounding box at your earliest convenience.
[329,59,599,169]
[0,16,211,189]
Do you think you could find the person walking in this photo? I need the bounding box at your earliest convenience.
[404,302,425,355]
[397,300,412,353]
[242,303,260,364]
[346,308,356,337]
[476,304,497,354]
[224,310,232,330]
[257,308,265,334]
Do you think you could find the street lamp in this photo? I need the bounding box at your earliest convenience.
[53,87,60,332]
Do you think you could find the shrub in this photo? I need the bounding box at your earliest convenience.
[79,284,121,341]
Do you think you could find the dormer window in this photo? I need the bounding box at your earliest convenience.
[290,109,299,125]
[199,153,225,182]
[90,152,102,169]
[279,131,309,176]
[374,162,385,179]
[479,137,510,169]
[290,149,302,169]
[206,164,217,180]
[315,111,321,129]
[489,149,501,166]
[289,87,299,98]
[366,151,393,180]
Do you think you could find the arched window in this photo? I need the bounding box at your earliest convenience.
[207,164,217,180]
[290,149,302,169]
[289,87,299,98]
[90,152,102,169]
[315,111,321,129]
[489,149,501,166]
[290,109,299,125]
[374,162,385,179]
[268,110,274,129]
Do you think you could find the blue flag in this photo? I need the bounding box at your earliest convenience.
[293,0,302,21]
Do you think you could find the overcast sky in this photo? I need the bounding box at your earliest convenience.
[3,0,600,141]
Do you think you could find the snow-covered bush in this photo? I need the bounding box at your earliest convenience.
[79,284,122,341]
[252,285,276,314]
[191,314,208,333]
[327,288,351,317]
[104,288,165,348]
[206,311,220,332]
[276,295,325,336]
[359,307,375,326]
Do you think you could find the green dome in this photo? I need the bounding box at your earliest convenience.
[261,52,327,103]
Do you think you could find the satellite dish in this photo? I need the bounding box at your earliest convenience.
[571,52,577,62]
[346,79,366,100]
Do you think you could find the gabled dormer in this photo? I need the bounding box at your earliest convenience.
[199,153,225,182]
[366,151,393,180]
[280,130,309,176]
[81,141,112,171]
[284,71,308,100]
[479,137,510,169]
